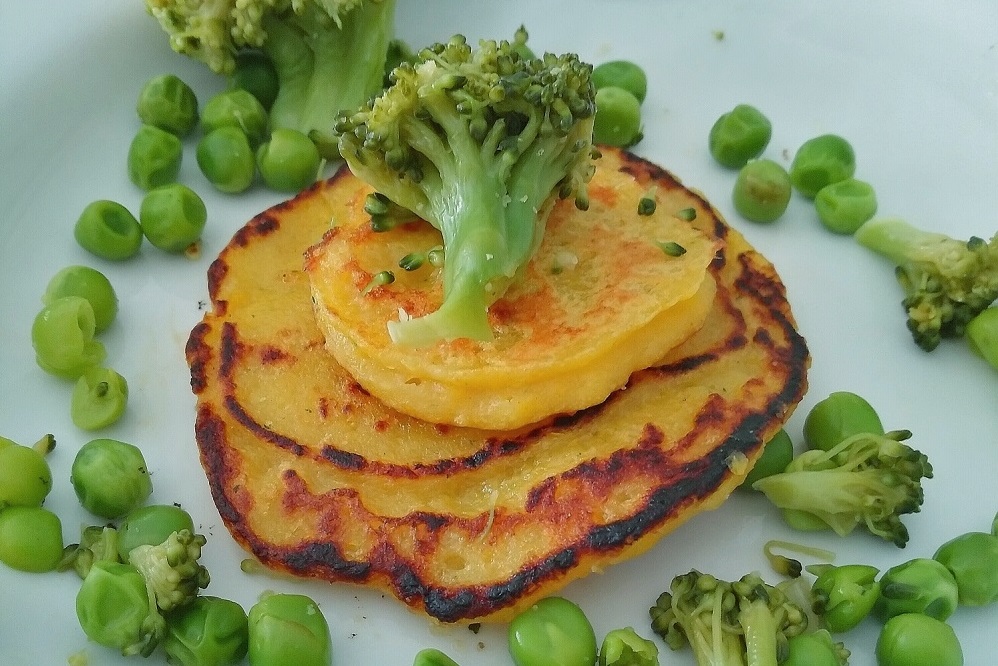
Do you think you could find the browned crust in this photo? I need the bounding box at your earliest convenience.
[186,148,809,623]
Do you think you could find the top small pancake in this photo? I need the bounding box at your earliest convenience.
[304,162,719,430]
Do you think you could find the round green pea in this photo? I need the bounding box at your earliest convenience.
[164,596,250,666]
[76,561,157,655]
[0,506,64,572]
[137,73,199,137]
[508,597,597,666]
[412,648,461,666]
[42,265,118,333]
[71,438,152,519]
[197,126,256,194]
[876,613,963,666]
[784,629,848,666]
[247,593,331,666]
[256,128,322,193]
[592,60,648,103]
[742,428,793,489]
[0,444,52,508]
[74,200,143,261]
[876,558,959,621]
[732,158,791,223]
[789,134,856,198]
[201,89,269,146]
[965,307,998,370]
[708,104,772,169]
[593,86,643,147]
[814,178,878,234]
[31,296,107,379]
[803,391,884,452]
[933,531,998,606]
[71,366,129,431]
[116,504,196,560]
[128,124,183,190]
[231,51,279,111]
[140,183,207,252]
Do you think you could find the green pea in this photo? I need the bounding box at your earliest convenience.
[117,504,196,561]
[783,629,849,666]
[71,438,153,519]
[597,626,658,666]
[128,124,183,191]
[137,74,199,137]
[732,158,791,223]
[42,265,118,334]
[933,531,998,606]
[965,307,998,370]
[803,391,885,452]
[76,560,161,656]
[592,60,648,103]
[256,128,322,193]
[74,200,143,261]
[814,178,878,234]
[742,428,794,489]
[876,613,963,666]
[593,86,643,148]
[0,506,64,572]
[71,366,129,430]
[708,104,772,169]
[197,126,256,194]
[0,435,14,450]
[247,593,332,666]
[508,597,597,666]
[809,563,881,633]
[164,596,250,666]
[789,134,856,198]
[31,296,106,379]
[0,443,52,508]
[412,648,461,666]
[140,183,208,252]
[231,51,279,111]
[876,558,959,621]
[201,89,269,146]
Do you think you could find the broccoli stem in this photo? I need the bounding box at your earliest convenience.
[740,599,779,666]
[854,217,949,266]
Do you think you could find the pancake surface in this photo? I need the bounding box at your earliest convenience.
[186,147,809,623]
[304,172,719,430]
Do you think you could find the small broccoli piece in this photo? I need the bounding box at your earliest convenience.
[649,571,808,666]
[144,0,397,157]
[754,430,932,547]
[365,191,422,232]
[855,217,998,351]
[334,35,598,345]
[62,524,123,579]
[127,529,210,612]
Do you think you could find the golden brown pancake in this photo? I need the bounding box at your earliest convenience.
[186,147,809,623]
[304,168,719,430]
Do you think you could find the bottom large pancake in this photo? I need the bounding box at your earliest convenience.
[186,147,809,623]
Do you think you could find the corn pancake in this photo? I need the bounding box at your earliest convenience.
[304,173,719,430]
[186,147,809,623]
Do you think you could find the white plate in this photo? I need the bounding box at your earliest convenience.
[1,2,996,665]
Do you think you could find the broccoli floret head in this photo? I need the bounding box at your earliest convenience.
[855,217,998,351]
[754,429,933,547]
[649,571,808,666]
[127,529,211,612]
[144,0,396,154]
[334,35,599,345]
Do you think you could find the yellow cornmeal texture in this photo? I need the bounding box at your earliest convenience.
[186,147,810,624]
[304,167,719,430]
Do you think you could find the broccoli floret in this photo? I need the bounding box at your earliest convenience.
[334,35,598,345]
[62,524,123,579]
[649,571,808,666]
[754,430,932,547]
[144,0,396,156]
[127,529,211,612]
[855,217,998,351]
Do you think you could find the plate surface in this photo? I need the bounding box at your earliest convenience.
[1,2,996,665]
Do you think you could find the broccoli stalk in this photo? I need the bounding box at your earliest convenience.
[144,0,396,156]
[649,571,808,666]
[128,529,211,612]
[334,35,598,346]
[854,217,998,351]
[753,430,933,547]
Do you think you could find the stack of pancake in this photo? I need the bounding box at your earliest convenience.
[186,146,809,623]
